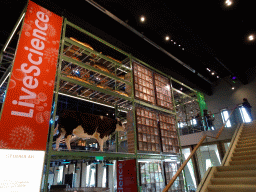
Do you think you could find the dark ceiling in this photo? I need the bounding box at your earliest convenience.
[0,0,255,95]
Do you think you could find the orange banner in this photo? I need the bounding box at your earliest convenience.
[0,0,62,151]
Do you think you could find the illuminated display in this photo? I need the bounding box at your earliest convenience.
[0,149,45,192]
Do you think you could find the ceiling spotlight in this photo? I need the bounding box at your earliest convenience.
[171,39,173,42]
[182,48,184,50]
[165,36,170,41]
[248,35,254,41]
[178,45,181,47]
[232,87,235,90]
[225,0,232,6]
[206,68,211,72]
[211,72,215,75]
[174,42,176,44]
[217,76,219,78]
[140,16,145,22]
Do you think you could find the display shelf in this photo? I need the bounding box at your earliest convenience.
[139,161,165,192]
[154,73,173,110]
[136,106,161,153]
[163,161,185,192]
[133,61,156,104]
[159,113,179,154]
[0,9,202,192]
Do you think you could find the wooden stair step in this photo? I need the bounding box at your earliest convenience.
[235,145,256,152]
[207,185,256,192]
[210,177,256,185]
[230,159,256,165]
[236,142,256,148]
[239,134,256,140]
[214,170,256,177]
[241,132,256,137]
[216,164,256,172]
[238,138,256,144]
[233,149,256,156]
[232,154,256,161]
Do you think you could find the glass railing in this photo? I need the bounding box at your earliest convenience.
[178,106,250,136]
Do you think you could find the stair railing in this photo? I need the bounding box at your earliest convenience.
[162,106,238,192]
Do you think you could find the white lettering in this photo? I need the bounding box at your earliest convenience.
[32,29,46,41]
[11,109,34,118]
[21,63,40,76]
[18,101,35,108]
[28,53,42,65]
[35,19,48,31]
[23,76,38,89]
[37,11,49,22]
[31,38,45,50]
[25,46,43,56]
[19,87,36,100]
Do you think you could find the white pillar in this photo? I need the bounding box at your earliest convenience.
[108,164,114,192]
[75,162,82,187]
[53,166,59,185]
[97,163,104,187]
[81,163,87,187]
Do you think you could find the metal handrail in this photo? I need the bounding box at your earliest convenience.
[162,106,237,192]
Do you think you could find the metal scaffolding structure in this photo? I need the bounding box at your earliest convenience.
[0,7,205,192]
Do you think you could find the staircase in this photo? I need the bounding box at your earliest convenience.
[198,120,256,192]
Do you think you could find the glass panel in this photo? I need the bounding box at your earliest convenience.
[224,142,230,153]
[56,166,64,184]
[221,110,231,127]
[196,144,221,179]
[239,107,252,123]
[181,148,197,191]
[102,166,107,187]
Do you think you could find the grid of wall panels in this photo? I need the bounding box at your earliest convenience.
[154,73,173,110]
[164,162,185,192]
[136,107,161,152]
[159,113,179,153]
[139,162,165,192]
[133,62,156,104]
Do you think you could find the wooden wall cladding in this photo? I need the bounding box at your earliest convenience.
[154,73,173,110]
[133,62,156,104]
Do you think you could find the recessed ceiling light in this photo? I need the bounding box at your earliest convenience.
[182,48,184,50]
[211,72,215,75]
[217,76,219,78]
[206,68,211,72]
[171,39,173,42]
[174,42,176,44]
[232,87,235,90]
[249,35,254,41]
[225,0,232,6]
[165,36,170,41]
[178,45,181,47]
[140,16,145,22]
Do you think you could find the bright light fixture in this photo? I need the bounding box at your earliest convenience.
[249,35,254,41]
[140,16,145,22]
[217,76,219,78]
[232,87,235,90]
[174,42,176,44]
[225,0,232,6]
[165,36,170,41]
[211,72,215,75]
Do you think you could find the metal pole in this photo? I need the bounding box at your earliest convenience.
[170,78,189,192]
[43,17,66,192]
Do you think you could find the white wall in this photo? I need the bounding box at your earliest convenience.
[205,76,256,120]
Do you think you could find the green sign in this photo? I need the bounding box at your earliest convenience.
[95,156,104,161]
